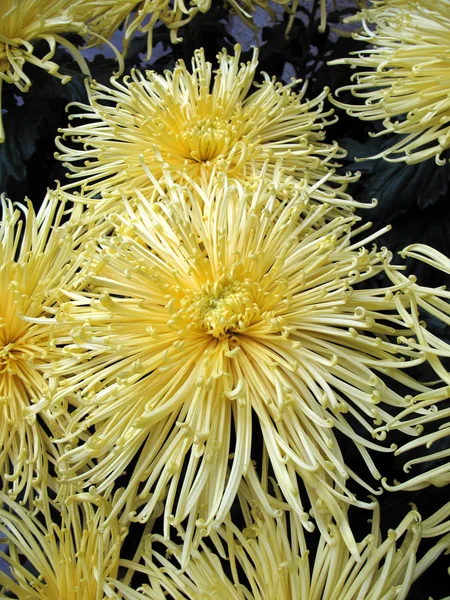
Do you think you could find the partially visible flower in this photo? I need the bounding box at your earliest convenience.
[0,488,126,599]
[56,45,363,221]
[50,178,447,560]
[82,1,327,59]
[110,484,450,600]
[0,192,85,502]
[0,0,93,142]
[376,243,450,492]
[330,0,450,164]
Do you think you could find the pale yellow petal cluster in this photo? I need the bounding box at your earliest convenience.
[109,483,450,600]
[0,488,126,599]
[372,243,450,492]
[0,192,86,503]
[81,0,322,59]
[44,175,450,562]
[0,0,92,142]
[331,0,450,164]
[56,45,363,222]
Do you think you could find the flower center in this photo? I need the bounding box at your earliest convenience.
[0,305,23,375]
[180,278,261,339]
[179,117,232,162]
[0,334,37,378]
[0,341,18,374]
[0,299,42,379]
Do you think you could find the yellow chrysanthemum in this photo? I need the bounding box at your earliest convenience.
[0,489,126,599]
[0,192,86,503]
[372,243,450,492]
[49,177,449,559]
[0,0,93,142]
[110,484,450,600]
[330,0,450,164]
[81,0,327,60]
[56,45,363,221]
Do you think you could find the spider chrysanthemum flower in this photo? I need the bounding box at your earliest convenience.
[0,0,93,142]
[56,44,362,220]
[373,243,450,492]
[50,177,448,558]
[0,192,86,502]
[110,486,450,600]
[81,0,326,60]
[330,0,450,164]
[0,489,126,599]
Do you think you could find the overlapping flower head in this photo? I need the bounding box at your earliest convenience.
[374,243,450,491]
[0,192,87,503]
[56,44,364,223]
[0,487,127,599]
[46,171,450,561]
[330,0,450,164]
[0,0,95,142]
[82,0,327,59]
[109,481,450,599]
